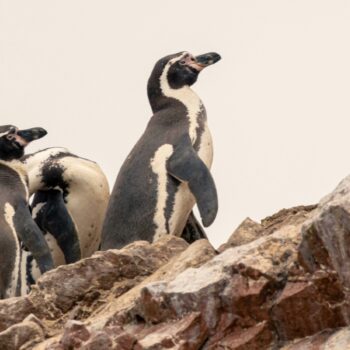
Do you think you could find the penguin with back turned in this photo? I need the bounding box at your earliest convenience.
[101,51,221,249]
[0,125,53,298]
[22,147,110,284]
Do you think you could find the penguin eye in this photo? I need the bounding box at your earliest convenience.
[6,134,15,141]
[179,60,186,65]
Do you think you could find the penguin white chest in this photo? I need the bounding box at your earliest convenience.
[197,123,213,169]
[150,144,174,241]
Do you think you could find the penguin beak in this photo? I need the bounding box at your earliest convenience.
[187,52,221,71]
[15,127,47,147]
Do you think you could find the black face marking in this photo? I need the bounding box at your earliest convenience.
[0,134,25,161]
[167,61,199,89]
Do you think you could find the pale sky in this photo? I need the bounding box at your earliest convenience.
[1,1,350,247]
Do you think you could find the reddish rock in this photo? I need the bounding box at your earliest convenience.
[80,332,113,350]
[261,205,316,235]
[281,327,350,349]
[135,313,207,350]
[299,176,350,287]
[0,314,46,350]
[59,320,91,349]
[3,175,350,350]
[271,274,348,341]
[0,297,36,332]
[218,217,264,252]
[206,321,273,350]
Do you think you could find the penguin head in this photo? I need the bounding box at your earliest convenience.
[0,125,47,161]
[147,51,221,111]
[166,51,221,88]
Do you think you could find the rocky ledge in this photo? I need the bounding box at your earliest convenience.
[2,176,350,349]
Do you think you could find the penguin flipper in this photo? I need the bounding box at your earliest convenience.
[14,202,54,273]
[167,135,218,227]
[181,210,208,243]
[32,190,81,264]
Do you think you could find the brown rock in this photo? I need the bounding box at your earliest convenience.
[0,314,45,350]
[36,236,188,314]
[92,239,217,326]
[300,189,350,288]
[0,236,188,341]
[218,217,264,252]
[0,297,36,332]
[81,331,113,350]
[261,205,316,235]
[129,224,301,345]
[59,320,91,349]
[135,313,207,350]
[281,327,350,349]
[219,205,316,253]
[35,240,217,350]
[4,176,350,350]
[271,273,348,341]
[205,321,273,350]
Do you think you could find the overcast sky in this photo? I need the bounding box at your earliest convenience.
[1,1,350,247]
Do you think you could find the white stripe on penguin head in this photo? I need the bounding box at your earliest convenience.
[159,53,203,144]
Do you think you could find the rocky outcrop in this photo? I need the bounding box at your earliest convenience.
[2,176,350,349]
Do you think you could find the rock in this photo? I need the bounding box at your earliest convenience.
[219,205,316,252]
[281,326,350,349]
[59,320,91,349]
[36,236,188,314]
[205,321,273,350]
[271,272,348,341]
[123,239,217,323]
[3,175,350,349]
[299,176,350,288]
[135,312,207,350]
[32,239,217,350]
[0,314,45,350]
[0,297,36,333]
[131,225,302,337]
[218,217,264,251]
[261,204,316,235]
[0,236,188,336]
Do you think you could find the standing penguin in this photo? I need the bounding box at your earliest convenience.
[101,51,221,249]
[22,147,110,283]
[0,125,53,298]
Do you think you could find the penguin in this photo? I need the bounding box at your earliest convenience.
[22,147,110,283]
[101,51,221,249]
[0,125,54,298]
